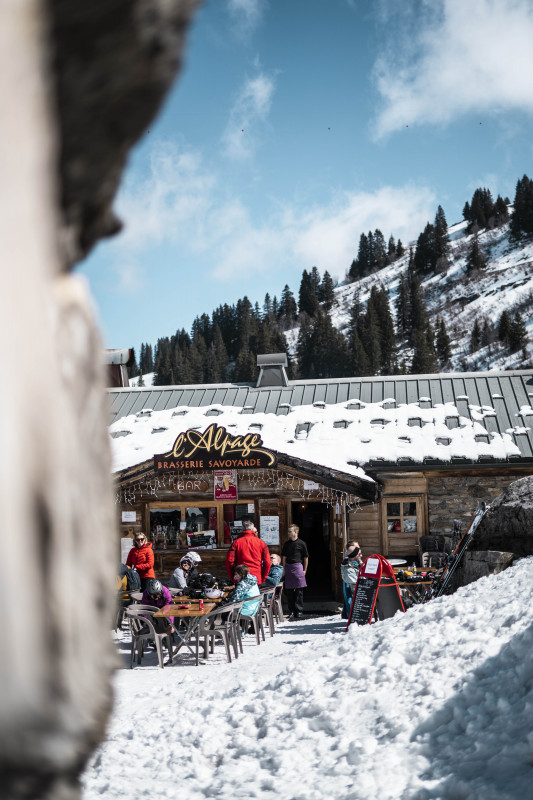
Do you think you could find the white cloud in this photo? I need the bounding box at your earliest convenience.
[373,0,533,138]
[222,72,276,160]
[226,0,266,39]
[110,142,436,285]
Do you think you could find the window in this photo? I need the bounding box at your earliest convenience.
[148,501,256,550]
[386,500,419,534]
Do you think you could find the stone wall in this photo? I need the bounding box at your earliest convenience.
[427,473,519,538]
[451,550,515,591]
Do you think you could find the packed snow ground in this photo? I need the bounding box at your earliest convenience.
[83,559,533,800]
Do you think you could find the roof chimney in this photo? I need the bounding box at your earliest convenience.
[256,353,289,388]
[104,348,133,388]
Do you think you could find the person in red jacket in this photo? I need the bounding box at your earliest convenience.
[126,532,155,589]
[225,520,271,584]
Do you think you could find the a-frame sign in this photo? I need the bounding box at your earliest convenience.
[346,554,405,629]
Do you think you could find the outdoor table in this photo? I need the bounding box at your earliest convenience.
[154,601,217,663]
[396,579,434,604]
[387,558,407,566]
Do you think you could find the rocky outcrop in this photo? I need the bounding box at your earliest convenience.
[451,550,515,591]
[471,475,533,557]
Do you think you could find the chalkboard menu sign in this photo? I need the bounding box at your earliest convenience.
[346,555,405,629]
[350,575,379,626]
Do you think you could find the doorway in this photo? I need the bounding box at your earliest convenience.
[291,501,332,599]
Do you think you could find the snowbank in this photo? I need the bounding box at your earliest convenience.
[83,558,533,799]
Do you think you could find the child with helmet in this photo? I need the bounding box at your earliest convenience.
[141,578,175,633]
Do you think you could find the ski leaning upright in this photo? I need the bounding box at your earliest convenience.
[428,502,490,600]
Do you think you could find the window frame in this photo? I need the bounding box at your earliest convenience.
[382,495,425,555]
[146,500,257,550]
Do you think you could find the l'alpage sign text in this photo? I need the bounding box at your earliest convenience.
[153,424,277,472]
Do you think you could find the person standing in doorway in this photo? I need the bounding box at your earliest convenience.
[281,524,309,619]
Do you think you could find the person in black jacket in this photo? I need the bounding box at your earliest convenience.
[281,525,309,619]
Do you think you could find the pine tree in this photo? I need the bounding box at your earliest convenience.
[233,346,257,382]
[278,284,297,323]
[372,229,388,271]
[494,195,509,227]
[470,319,481,353]
[320,271,335,311]
[481,318,491,349]
[436,318,451,367]
[414,222,435,275]
[433,205,450,271]
[498,310,511,344]
[396,239,405,259]
[387,235,396,263]
[407,259,428,341]
[510,174,533,241]
[173,344,193,385]
[465,232,487,272]
[371,285,396,374]
[351,329,371,376]
[310,266,321,295]
[263,293,272,319]
[137,370,145,387]
[298,270,319,317]
[509,312,528,352]
[395,274,409,337]
[129,347,138,378]
[349,233,371,280]
[411,329,437,374]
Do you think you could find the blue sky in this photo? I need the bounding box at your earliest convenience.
[80,0,533,353]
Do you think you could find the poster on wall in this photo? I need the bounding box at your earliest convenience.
[122,511,136,522]
[260,515,280,545]
[214,469,238,501]
[121,537,133,564]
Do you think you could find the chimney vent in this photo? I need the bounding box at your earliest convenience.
[256,353,289,388]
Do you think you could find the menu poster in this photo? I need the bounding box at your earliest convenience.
[214,469,238,501]
[260,515,280,545]
[122,511,136,522]
[121,537,133,564]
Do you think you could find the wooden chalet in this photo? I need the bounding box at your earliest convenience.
[110,357,533,602]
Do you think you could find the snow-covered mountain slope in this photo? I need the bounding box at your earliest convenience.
[287,222,533,372]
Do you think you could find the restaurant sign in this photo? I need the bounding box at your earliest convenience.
[154,423,277,472]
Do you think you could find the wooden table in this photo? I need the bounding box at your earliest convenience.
[154,602,217,662]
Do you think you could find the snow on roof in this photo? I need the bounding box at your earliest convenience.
[109,396,521,477]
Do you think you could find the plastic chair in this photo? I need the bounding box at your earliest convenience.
[240,601,265,645]
[125,606,173,669]
[114,590,131,631]
[260,587,277,636]
[193,603,241,664]
[272,582,285,623]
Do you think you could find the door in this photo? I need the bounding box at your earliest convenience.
[291,501,332,599]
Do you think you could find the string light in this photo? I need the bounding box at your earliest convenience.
[116,466,365,512]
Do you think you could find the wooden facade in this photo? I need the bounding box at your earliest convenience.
[116,462,365,602]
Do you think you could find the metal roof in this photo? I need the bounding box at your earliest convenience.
[108,369,533,464]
